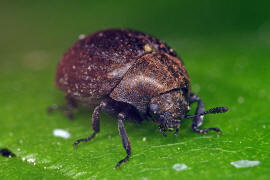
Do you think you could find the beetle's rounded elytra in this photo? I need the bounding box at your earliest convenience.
[50,29,228,167]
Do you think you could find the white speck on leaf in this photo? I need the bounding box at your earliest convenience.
[74,172,87,178]
[22,154,36,165]
[237,96,244,104]
[48,165,62,170]
[230,160,260,168]
[172,163,188,171]
[142,137,147,142]
[53,129,71,139]
[27,158,35,163]
[138,177,148,180]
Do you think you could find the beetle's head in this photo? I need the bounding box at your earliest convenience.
[148,89,189,130]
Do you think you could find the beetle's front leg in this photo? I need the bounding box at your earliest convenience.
[189,93,221,134]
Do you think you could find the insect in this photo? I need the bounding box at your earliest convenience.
[0,148,16,158]
[49,29,228,167]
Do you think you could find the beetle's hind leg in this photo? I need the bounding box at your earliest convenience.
[116,112,131,168]
[48,94,77,119]
[189,93,221,134]
[73,102,105,148]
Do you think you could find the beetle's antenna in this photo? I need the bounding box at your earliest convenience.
[185,107,228,119]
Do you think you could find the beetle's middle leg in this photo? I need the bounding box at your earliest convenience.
[73,101,105,148]
[116,112,131,168]
[189,93,221,134]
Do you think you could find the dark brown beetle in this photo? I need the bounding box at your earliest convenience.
[50,29,228,167]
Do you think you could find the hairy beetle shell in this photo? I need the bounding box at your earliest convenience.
[56,29,180,102]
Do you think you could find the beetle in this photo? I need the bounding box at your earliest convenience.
[49,29,228,167]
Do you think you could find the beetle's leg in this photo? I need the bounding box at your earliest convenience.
[174,128,179,136]
[48,94,77,119]
[159,124,167,137]
[116,113,131,168]
[73,102,105,148]
[189,93,221,134]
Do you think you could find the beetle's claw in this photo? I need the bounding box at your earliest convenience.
[65,112,74,120]
[196,127,221,135]
[162,132,167,137]
[73,140,81,149]
[115,163,121,169]
[73,143,78,149]
[174,128,179,136]
[216,129,222,135]
[210,128,221,135]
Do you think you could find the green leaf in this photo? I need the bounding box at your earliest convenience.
[1,1,270,179]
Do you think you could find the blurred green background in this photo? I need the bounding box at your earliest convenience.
[1,1,270,179]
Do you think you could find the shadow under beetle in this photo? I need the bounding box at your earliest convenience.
[49,29,228,167]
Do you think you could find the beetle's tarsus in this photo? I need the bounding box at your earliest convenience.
[73,132,97,148]
[73,104,101,148]
[193,127,221,135]
[115,154,130,168]
[174,128,179,136]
